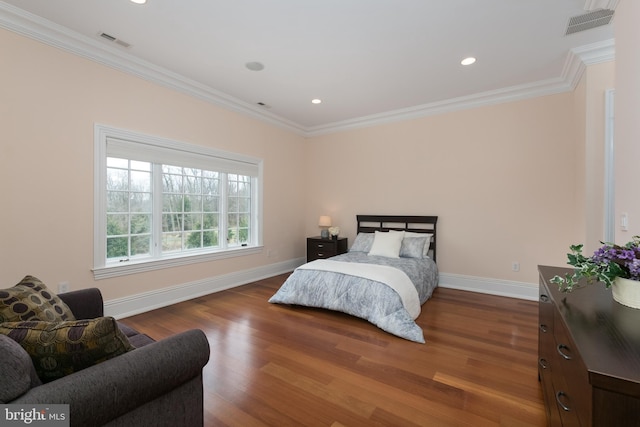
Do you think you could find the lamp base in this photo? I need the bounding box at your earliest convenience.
[320,229,330,239]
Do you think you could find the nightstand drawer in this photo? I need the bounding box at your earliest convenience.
[309,241,337,256]
[306,237,348,262]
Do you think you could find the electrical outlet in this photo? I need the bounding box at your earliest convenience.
[58,281,70,293]
[512,262,520,272]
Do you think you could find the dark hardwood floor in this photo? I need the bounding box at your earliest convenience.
[122,273,546,426]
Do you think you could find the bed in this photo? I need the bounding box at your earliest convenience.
[268,215,439,343]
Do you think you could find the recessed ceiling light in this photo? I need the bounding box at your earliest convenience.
[311,99,322,104]
[245,62,265,71]
[461,57,476,66]
[130,0,147,4]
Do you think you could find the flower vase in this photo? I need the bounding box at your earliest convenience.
[612,277,640,309]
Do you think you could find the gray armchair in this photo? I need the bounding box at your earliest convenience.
[1,288,210,427]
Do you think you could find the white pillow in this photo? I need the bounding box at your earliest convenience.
[368,230,405,258]
[404,232,433,257]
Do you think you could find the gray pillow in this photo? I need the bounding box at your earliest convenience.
[400,236,428,258]
[0,334,41,402]
[349,233,374,252]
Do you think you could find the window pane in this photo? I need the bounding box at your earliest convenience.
[184,167,199,177]
[203,231,217,247]
[107,157,128,168]
[228,197,238,212]
[238,182,250,197]
[184,213,201,231]
[162,165,182,175]
[228,213,238,228]
[238,197,250,213]
[238,227,249,243]
[107,191,129,212]
[163,174,183,193]
[239,213,250,228]
[203,213,217,229]
[131,235,151,256]
[130,160,151,171]
[163,194,183,212]
[130,192,152,213]
[228,181,238,196]
[107,168,128,191]
[131,171,151,192]
[107,236,128,258]
[107,214,128,236]
[162,213,183,232]
[203,196,219,212]
[185,231,202,249]
[131,214,151,234]
[162,232,182,251]
[203,177,219,194]
[184,175,201,194]
[184,195,202,213]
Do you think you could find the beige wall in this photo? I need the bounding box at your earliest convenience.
[0,28,306,300]
[306,92,586,284]
[0,20,618,300]
[614,0,640,242]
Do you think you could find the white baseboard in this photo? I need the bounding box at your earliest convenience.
[104,257,305,319]
[438,272,538,301]
[105,260,538,319]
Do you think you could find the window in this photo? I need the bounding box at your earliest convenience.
[94,125,263,279]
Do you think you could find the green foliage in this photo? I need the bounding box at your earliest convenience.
[550,238,639,292]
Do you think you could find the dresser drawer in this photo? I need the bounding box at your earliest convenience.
[552,310,591,426]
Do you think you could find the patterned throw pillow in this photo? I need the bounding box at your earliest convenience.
[0,317,135,383]
[399,236,428,258]
[349,233,375,252]
[0,276,75,323]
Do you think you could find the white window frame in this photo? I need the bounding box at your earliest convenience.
[604,89,615,242]
[93,124,263,280]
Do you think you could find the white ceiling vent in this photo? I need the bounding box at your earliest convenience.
[565,9,614,35]
[99,32,132,48]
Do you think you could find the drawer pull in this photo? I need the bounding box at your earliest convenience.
[557,344,572,360]
[317,253,324,257]
[538,358,548,369]
[540,294,549,303]
[555,391,571,412]
[317,244,324,248]
[539,324,548,333]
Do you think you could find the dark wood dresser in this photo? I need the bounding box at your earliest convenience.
[306,237,348,262]
[538,265,640,426]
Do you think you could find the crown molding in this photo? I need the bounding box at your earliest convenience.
[584,0,619,11]
[0,2,307,136]
[307,39,614,137]
[0,2,615,138]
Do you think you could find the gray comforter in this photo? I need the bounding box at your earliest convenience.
[268,252,438,343]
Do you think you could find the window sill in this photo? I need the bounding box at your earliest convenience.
[92,246,263,280]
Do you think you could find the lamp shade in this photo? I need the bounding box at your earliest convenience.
[318,216,332,227]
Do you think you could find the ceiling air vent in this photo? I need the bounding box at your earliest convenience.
[565,9,614,35]
[99,32,132,48]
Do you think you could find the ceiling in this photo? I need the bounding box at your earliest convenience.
[0,0,616,136]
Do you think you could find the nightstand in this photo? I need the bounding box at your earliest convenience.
[306,237,348,262]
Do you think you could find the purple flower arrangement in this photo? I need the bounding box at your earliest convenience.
[551,236,640,292]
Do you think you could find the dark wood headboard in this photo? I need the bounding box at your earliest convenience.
[356,215,438,261]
